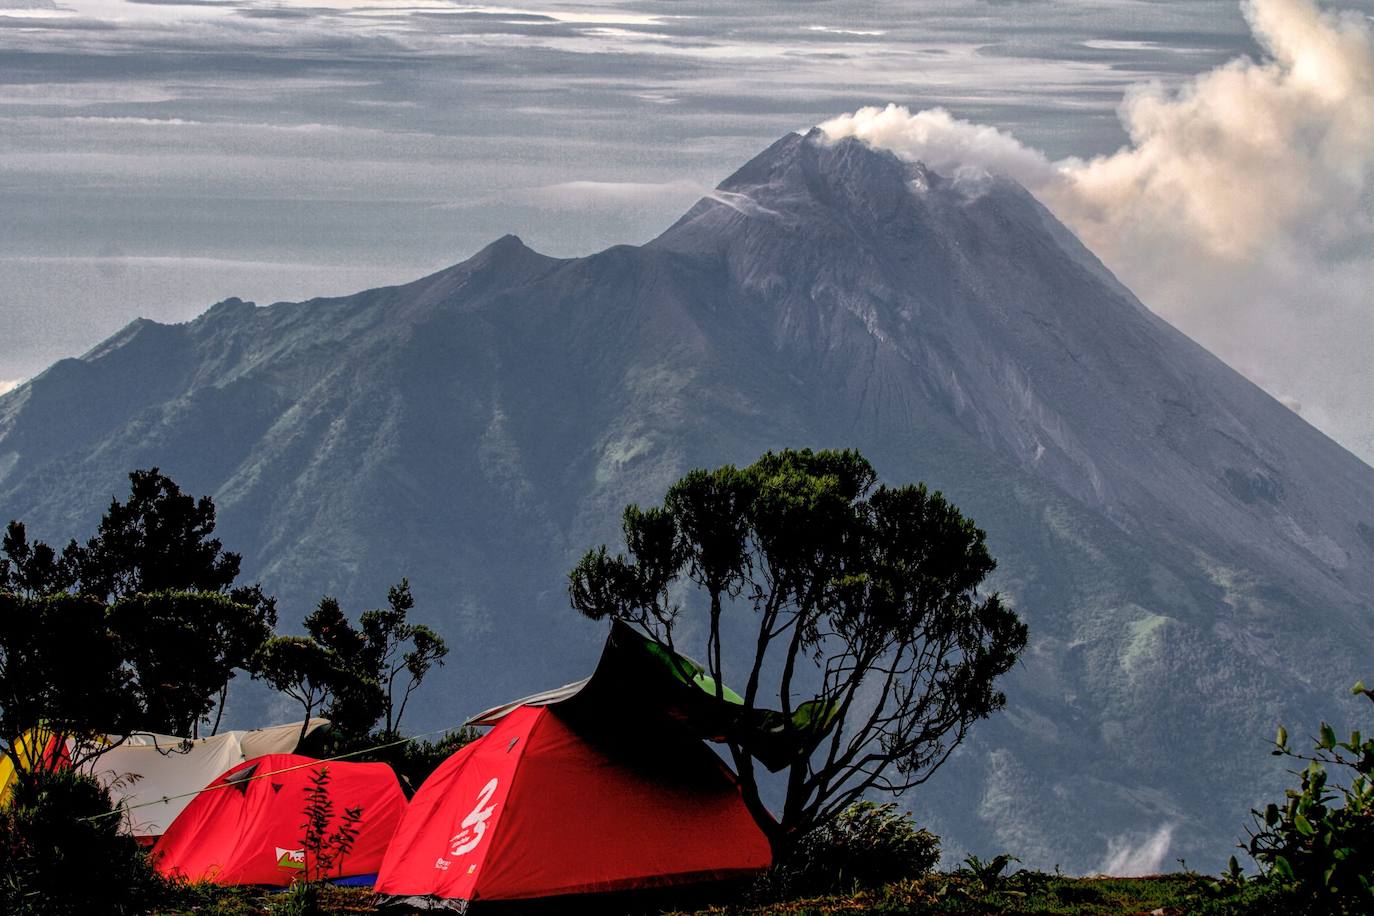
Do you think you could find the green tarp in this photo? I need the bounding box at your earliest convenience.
[468,620,839,772]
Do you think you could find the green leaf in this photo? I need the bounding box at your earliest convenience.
[1274,855,1294,881]
[1276,725,1288,749]
[1319,722,1336,750]
[1264,803,1279,826]
[1294,813,1315,836]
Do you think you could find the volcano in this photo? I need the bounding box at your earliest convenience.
[2,129,1371,871]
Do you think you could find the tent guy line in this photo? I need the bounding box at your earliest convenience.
[78,724,464,824]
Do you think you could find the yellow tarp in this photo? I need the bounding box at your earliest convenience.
[0,727,63,806]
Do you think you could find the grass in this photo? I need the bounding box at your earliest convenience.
[151,873,1214,915]
[672,873,1197,915]
[151,882,377,916]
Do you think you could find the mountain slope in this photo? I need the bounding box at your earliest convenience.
[1,129,1370,871]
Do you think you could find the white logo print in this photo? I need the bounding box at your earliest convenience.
[447,777,499,857]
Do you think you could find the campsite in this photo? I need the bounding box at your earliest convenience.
[3,460,1367,915]
[4,0,1374,911]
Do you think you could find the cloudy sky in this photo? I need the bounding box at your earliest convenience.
[1,0,1371,462]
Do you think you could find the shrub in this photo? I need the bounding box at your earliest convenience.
[270,880,320,916]
[762,801,940,897]
[299,766,364,882]
[1240,680,1373,914]
[300,725,477,796]
[0,768,167,915]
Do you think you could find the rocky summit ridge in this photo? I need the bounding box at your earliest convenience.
[1,129,1371,872]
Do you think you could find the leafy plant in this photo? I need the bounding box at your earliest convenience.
[0,768,167,915]
[270,880,320,916]
[958,853,1023,896]
[299,766,364,883]
[1240,680,1374,913]
[765,801,940,897]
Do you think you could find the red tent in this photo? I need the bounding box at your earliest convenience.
[153,753,407,887]
[374,704,772,906]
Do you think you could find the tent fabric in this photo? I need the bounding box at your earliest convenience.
[467,620,838,771]
[0,720,327,836]
[81,719,329,837]
[374,704,772,907]
[153,753,406,887]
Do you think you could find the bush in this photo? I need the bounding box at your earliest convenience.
[0,768,168,915]
[299,725,476,796]
[299,765,364,882]
[1239,680,1374,914]
[762,801,940,897]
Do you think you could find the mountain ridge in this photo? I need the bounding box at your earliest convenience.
[1,130,1370,872]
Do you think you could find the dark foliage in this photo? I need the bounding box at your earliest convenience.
[300,726,478,797]
[63,467,241,602]
[110,591,276,737]
[0,588,272,764]
[258,580,447,747]
[760,801,940,898]
[0,768,167,915]
[569,448,1027,860]
[0,591,134,768]
[0,521,73,598]
[1,468,277,741]
[1237,681,1374,913]
[299,766,364,883]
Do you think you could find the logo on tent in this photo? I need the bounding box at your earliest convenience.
[275,847,306,870]
[447,777,499,857]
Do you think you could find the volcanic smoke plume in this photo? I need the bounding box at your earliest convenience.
[822,0,1374,463]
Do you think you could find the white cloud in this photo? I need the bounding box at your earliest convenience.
[1099,824,1175,876]
[820,0,1374,464]
[0,378,24,396]
[806,25,887,37]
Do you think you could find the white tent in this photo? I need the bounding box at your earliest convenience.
[80,719,329,838]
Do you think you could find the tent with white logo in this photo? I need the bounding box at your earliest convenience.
[373,703,771,907]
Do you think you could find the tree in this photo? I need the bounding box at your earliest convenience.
[258,581,448,746]
[0,469,277,736]
[0,591,135,773]
[61,467,240,602]
[569,448,1027,860]
[0,521,75,598]
[256,636,341,745]
[359,580,449,736]
[0,588,274,771]
[301,597,386,741]
[107,591,274,737]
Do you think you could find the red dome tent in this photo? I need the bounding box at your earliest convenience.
[374,704,772,907]
[153,753,407,887]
